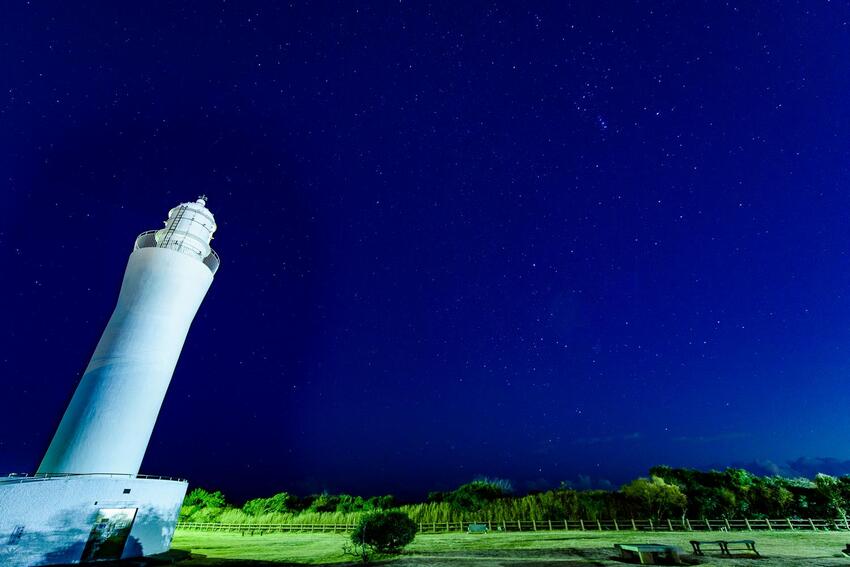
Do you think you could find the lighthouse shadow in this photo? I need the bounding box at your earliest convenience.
[78,550,327,566]
[49,549,188,566]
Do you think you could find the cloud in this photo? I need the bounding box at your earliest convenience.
[721,457,850,479]
[786,457,850,477]
[672,432,750,443]
[560,474,614,491]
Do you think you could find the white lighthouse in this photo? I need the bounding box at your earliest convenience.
[39,197,219,476]
[0,198,220,565]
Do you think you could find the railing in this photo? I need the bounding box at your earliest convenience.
[177,517,850,535]
[178,522,358,534]
[134,230,158,249]
[203,247,220,274]
[134,229,220,275]
[1,472,187,484]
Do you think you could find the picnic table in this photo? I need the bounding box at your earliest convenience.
[690,539,759,556]
[614,543,683,565]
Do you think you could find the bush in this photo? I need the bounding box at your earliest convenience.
[181,488,230,522]
[445,480,512,511]
[243,492,297,516]
[367,494,396,510]
[351,510,417,554]
[184,488,227,508]
[308,493,341,513]
[182,505,227,523]
[621,476,687,520]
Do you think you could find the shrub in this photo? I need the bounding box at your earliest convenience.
[621,476,686,520]
[181,488,230,522]
[351,510,417,554]
[815,474,847,519]
[243,492,297,516]
[367,494,396,510]
[184,488,227,508]
[446,480,512,511]
[182,505,227,523]
[306,492,341,513]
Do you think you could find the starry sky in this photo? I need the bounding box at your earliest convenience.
[3,2,850,503]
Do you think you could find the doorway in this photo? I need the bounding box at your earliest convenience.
[81,508,138,561]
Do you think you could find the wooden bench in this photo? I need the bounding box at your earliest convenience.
[689,540,725,555]
[723,540,759,556]
[690,539,759,556]
[614,543,683,565]
[467,523,489,534]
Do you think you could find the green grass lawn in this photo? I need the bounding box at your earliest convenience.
[170,529,850,566]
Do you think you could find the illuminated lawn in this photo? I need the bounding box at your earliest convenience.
[170,529,850,565]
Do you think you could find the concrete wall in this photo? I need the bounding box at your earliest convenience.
[0,475,187,566]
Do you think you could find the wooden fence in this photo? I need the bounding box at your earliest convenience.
[177,517,850,535]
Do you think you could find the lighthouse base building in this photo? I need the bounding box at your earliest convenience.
[1,199,219,566]
[0,475,186,565]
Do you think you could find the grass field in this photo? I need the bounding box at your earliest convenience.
[169,529,850,566]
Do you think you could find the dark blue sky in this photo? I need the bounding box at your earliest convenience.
[3,2,850,502]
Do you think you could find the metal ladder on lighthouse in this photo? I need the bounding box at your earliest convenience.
[158,205,187,252]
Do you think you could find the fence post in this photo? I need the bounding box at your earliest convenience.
[705,519,711,531]
[725,518,731,531]
[614,519,619,531]
[580,519,585,531]
[631,518,636,530]
[597,519,602,530]
[517,520,522,532]
[786,518,793,530]
[744,518,751,531]
[766,519,773,531]
[488,520,492,531]
[532,519,537,531]
[685,518,692,531]
[564,519,568,530]
[668,519,673,531]
[809,518,816,530]
[548,519,552,531]
[503,520,507,532]
[446,522,450,532]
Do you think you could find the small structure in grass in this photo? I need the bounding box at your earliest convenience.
[690,539,759,557]
[614,543,683,565]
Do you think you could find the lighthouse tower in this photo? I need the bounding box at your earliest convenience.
[0,199,220,566]
[39,197,219,475]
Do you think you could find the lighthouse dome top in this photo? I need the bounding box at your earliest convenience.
[134,198,220,275]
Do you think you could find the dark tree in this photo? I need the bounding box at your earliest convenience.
[350,510,417,555]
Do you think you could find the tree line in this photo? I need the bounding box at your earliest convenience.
[180,466,850,525]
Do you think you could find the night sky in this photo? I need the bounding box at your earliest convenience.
[3,2,850,503]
